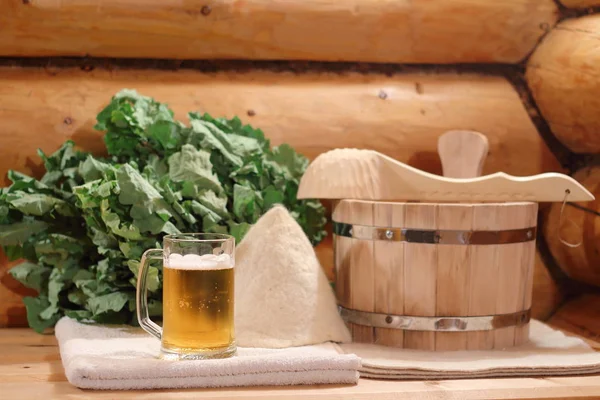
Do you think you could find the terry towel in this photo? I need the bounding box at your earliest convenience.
[340,320,600,380]
[55,317,361,390]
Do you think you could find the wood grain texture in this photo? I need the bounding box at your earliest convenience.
[1,327,600,400]
[468,205,500,350]
[514,205,538,346]
[318,231,563,323]
[373,202,405,347]
[349,202,375,343]
[527,14,600,153]
[332,201,352,311]
[559,0,600,8]
[435,204,472,351]
[298,149,587,202]
[0,68,563,327]
[543,167,600,287]
[493,204,538,348]
[0,0,557,63]
[0,68,563,188]
[333,201,537,350]
[531,251,564,321]
[549,294,600,344]
[438,131,489,179]
[403,203,437,350]
[333,200,375,342]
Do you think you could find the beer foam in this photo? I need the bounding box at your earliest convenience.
[166,253,233,270]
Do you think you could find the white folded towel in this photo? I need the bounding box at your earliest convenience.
[339,320,600,380]
[55,317,361,390]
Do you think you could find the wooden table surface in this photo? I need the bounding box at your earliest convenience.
[2,328,600,400]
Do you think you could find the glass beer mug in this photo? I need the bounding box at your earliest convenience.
[136,233,236,360]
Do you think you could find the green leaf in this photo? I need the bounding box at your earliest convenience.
[34,234,85,267]
[65,310,93,320]
[0,220,48,246]
[9,262,51,292]
[127,260,160,292]
[100,200,142,240]
[148,120,183,151]
[196,190,229,218]
[22,296,60,333]
[266,144,309,180]
[6,192,75,217]
[228,221,251,243]
[202,215,228,234]
[168,145,222,193]
[79,156,115,183]
[117,164,180,234]
[87,292,130,316]
[263,185,285,210]
[68,289,87,306]
[40,304,59,321]
[3,245,23,261]
[189,200,222,225]
[233,184,261,223]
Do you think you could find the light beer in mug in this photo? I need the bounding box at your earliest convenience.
[136,233,236,360]
[162,254,234,354]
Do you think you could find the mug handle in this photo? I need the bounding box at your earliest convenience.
[136,249,164,340]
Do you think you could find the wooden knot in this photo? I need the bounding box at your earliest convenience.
[201,5,212,16]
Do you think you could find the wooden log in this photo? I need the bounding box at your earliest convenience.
[0,0,558,64]
[527,14,600,153]
[531,251,564,321]
[0,68,562,185]
[549,294,600,344]
[0,68,562,327]
[543,166,600,287]
[559,0,600,8]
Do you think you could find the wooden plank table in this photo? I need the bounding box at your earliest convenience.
[1,328,600,399]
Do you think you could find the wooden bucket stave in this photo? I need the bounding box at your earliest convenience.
[333,199,538,351]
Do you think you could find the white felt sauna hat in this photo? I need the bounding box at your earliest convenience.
[234,205,351,348]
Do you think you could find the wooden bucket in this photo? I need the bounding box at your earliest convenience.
[333,199,538,351]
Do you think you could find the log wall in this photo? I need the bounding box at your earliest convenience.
[0,0,557,63]
[549,294,600,343]
[559,0,600,8]
[0,68,562,185]
[527,15,600,153]
[543,167,600,287]
[3,0,599,328]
